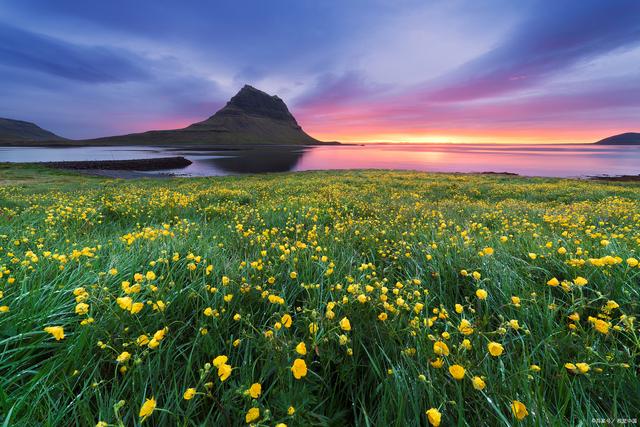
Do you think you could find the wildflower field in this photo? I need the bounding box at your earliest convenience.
[0,165,639,426]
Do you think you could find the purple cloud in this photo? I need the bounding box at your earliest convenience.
[426,0,640,102]
[0,23,149,83]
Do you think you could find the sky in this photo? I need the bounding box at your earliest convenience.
[1,0,639,144]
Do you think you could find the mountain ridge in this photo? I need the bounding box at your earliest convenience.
[0,117,64,142]
[594,132,640,145]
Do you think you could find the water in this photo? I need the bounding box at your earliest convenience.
[1,143,639,178]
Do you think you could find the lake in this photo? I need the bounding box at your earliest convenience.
[1,143,639,178]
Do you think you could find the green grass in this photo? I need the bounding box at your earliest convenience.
[0,166,639,426]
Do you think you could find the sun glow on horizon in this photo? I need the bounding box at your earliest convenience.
[310,131,601,145]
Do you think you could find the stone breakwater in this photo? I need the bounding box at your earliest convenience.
[35,156,192,171]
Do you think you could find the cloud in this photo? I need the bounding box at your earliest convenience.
[0,22,149,83]
[293,71,387,110]
[426,0,640,102]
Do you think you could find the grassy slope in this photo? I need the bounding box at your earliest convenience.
[0,166,639,426]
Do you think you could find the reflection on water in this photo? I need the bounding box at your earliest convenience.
[200,149,304,173]
[1,143,640,178]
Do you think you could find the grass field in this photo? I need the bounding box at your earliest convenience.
[0,164,639,426]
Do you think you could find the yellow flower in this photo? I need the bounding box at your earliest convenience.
[287,406,296,415]
[248,383,262,398]
[546,277,559,287]
[145,271,156,281]
[476,289,488,300]
[530,364,541,372]
[116,296,133,311]
[295,342,307,355]
[433,341,449,356]
[153,327,167,341]
[137,335,149,346]
[289,271,297,279]
[291,358,308,379]
[245,407,260,423]
[511,400,528,420]
[565,362,589,375]
[430,358,444,368]
[75,303,89,315]
[183,388,196,400]
[458,319,474,335]
[573,276,588,286]
[281,313,293,328]
[425,408,442,426]
[218,363,232,381]
[448,364,465,380]
[116,351,131,363]
[604,300,619,311]
[588,316,610,334]
[139,397,156,419]
[275,424,287,427]
[627,257,639,267]
[472,376,486,390]
[130,302,144,314]
[204,307,213,316]
[0,305,9,313]
[575,363,590,374]
[309,323,318,334]
[511,296,521,307]
[378,312,388,321]
[340,317,352,331]
[487,342,504,357]
[212,355,228,368]
[509,319,520,330]
[44,326,65,340]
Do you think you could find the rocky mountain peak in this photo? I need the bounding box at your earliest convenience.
[217,85,297,122]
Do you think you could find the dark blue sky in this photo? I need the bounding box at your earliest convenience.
[1,1,639,143]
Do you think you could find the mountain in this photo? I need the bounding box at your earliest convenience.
[0,118,64,142]
[81,85,331,146]
[594,132,640,145]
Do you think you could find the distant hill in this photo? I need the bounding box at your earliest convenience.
[0,118,63,142]
[82,85,332,146]
[594,132,640,145]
